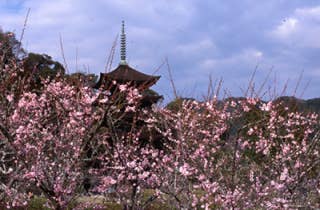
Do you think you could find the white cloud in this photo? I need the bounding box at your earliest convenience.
[199,48,263,71]
[0,0,197,76]
[271,18,298,38]
[200,58,217,69]
[0,1,319,99]
[269,5,320,48]
[296,6,320,20]
[253,50,263,58]
[174,38,216,57]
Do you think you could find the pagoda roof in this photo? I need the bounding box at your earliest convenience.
[95,64,160,89]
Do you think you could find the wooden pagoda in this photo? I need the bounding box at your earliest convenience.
[94,21,162,107]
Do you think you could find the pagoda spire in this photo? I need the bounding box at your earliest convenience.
[120,21,127,65]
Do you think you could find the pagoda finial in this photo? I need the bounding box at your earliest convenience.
[120,20,127,65]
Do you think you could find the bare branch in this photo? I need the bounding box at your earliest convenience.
[245,64,258,98]
[293,70,304,97]
[59,33,69,74]
[18,8,31,52]
[165,57,178,99]
[105,34,119,73]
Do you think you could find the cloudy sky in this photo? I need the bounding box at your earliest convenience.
[1,0,320,103]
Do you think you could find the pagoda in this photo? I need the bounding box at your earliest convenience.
[94,21,162,107]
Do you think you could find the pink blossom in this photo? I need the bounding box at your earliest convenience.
[119,84,127,92]
[127,161,137,168]
[99,98,108,103]
[101,176,117,185]
[179,163,192,176]
[125,105,136,112]
[6,94,13,102]
[260,101,272,111]
[247,128,254,135]
[23,172,36,179]
[280,168,288,181]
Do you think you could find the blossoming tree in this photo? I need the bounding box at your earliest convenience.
[1,75,113,209]
[149,98,319,209]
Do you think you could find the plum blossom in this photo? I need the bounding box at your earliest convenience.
[179,163,192,176]
[261,101,272,111]
[119,84,127,92]
[6,94,13,102]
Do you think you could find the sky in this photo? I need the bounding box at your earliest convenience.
[1,0,320,103]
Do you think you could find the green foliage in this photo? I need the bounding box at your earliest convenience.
[0,29,26,62]
[23,53,65,78]
[275,96,320,114]
[24,195,177,210]
[27,197,51,210]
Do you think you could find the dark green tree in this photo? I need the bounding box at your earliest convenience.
[0,29,26,64]
[23,53,65,78]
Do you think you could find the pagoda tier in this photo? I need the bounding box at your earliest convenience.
[94,64,160,90]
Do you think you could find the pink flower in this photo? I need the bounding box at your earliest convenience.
[294,160,303,169]
[6,94,13,102]
[230,101,237,107]
[23,172,36,179]
[125,106,136,112]
[243,105,250,112]
[138,171,150,179]
[247,128,254,136]
[119,84,127,92]
[127,161,137,168]
[179,163,192,176]
[101,176,117,185]
[280,168,288,181]
[247,98,257,105]
[260,101,272,112]
[99,98,108,103]
[198,174,206,181]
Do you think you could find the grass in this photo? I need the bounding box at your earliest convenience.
[23,193,178,210]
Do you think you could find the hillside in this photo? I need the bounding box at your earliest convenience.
[275,96,320,114]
